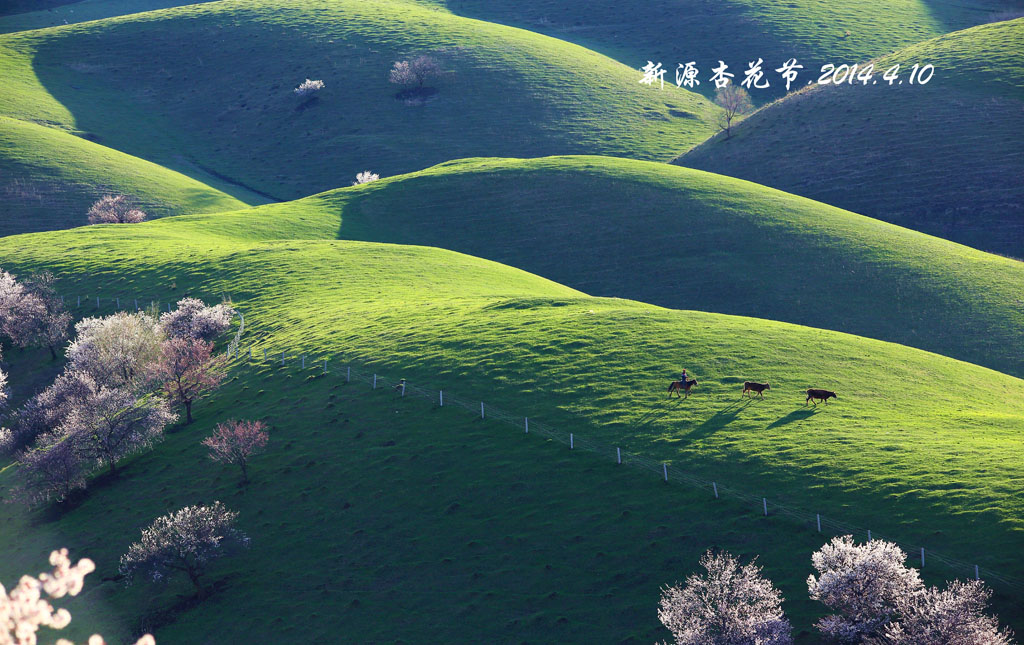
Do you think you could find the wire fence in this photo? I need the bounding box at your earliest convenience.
[52,293,1024,593]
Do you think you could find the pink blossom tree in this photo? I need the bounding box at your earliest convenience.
[151,337,226,424]
[62,386,175,475]
[4,370,97,455]
[0,548,155,645]
[807,536,923,642]
[658,550,793,645]
[871,579,1014,645]
[87,194,146,224]
[202,419,269,483]
[159,297,235,342]
[119,501,248,596]
[0,270,70,359]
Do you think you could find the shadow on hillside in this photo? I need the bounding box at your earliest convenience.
[131,573,239,638]
[633,395,684,430]
[766,408,817,429]
[32,488,91,525]
[686,399,753,441]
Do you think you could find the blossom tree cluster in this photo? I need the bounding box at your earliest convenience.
[659,537,1014,645]
[8,298,232,503]
[0,548,154,645]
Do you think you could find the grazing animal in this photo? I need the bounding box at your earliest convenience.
[806,388,837,405]
[742,381,770,398]
[668,378,698,399]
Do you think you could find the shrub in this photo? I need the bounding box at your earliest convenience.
[120,502,248,596]
[658,550,793,644]
[87,195,146,224]
[294,78,324,96]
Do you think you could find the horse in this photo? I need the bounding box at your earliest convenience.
[668,378,698,398]
[742,381,770,399]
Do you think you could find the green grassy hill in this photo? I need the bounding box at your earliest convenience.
[0,0,219,33]
[0,0,718,202]
[415,0,1022,102]
[0,210,1021,642]
[187,155,1024,378]
[0,115,258,236]
[676,18,1024,258]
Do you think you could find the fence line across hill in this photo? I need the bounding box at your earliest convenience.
[56,294,1024,593]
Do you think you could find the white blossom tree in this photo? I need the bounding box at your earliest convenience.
[807,536,923,642]
[3,370,97,455]
[16,431,88,505]
[120,502,249,596]
[658,550,793,645]
[871,579,1014,645]
[159,298,234,342]
[389,55,441,88]
[61,387,175,475]
[0,548,155,645]
[66,312,164,389]
[0,271,70,359]
[293,78,324,96]
[353,171,379,185]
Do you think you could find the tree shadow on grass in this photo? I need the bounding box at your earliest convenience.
[766,408,818,429]
[633,395,684,431]
[132,573,239,639]
[686,399,753,441]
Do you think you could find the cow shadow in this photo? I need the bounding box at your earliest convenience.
[766,408,818,429]
[686,399,753,441]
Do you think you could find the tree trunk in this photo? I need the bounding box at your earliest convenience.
[185,400,193,424]
[240,461,248,484]
[186,566,205,597]
[48,344,57,360]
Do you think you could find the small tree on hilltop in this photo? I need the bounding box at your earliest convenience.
[159,297,235,342]
[151,337,226,424]
[353,170,380,185]
[119,501,249,596]
[0,548,155,645]
[871,579,1014,645]
[808,536,923,643]
[714,85,753,139]
[203,419,269,484]
[658,550,793,645]
[293,78,324,96]
[389,55,441,88]
[87,194,147,224]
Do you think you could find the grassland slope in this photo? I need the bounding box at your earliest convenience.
[0,0,718,201]
[677,19,1024,258]
[0,115,255,235]
[0,212,1021,600]
[193,155,1024,378]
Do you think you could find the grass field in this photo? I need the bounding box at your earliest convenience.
[677,18,1024,258]
[182,154,1024,378]
[414,0,1022,102]
[0,0,718,202]
[0,211,1021,642]
[0,115,258,235]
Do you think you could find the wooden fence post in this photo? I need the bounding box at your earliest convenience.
[616,447,621,464]
[663,463,668,481]
[712,482,718,499]
[524,417,529,433]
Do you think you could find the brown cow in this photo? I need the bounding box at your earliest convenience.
[806,388,837,405]
[742,381,770,399]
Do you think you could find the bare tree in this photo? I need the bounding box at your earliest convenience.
[389,55,441,88]
[159,297,235,342]
[202,419,269,483]
[808,536,923,643]
[66,311,164,389]
[87,195,147,224]
[658,550,793,645]
[714,85,753,139]
[62,387,174,475]
[119,501,249,596]
[870,579,1014,645]
[151,337,226,424]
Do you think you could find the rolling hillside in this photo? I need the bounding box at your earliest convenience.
[0,210,1022,641]
[415,0,1022,102]
[0,115,257,236]
[0,0,718,202]
[677,18,1024,258]
[186,155,1024,378]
